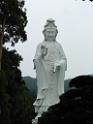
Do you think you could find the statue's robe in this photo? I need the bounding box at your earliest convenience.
[33,41,67,114]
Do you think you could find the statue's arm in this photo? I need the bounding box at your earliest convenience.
[33,43,48,69]
[33,43,42,69]
[53,44,67,72]
[59,44,67,70]
[59,45,66,60]
[34,44,42,60]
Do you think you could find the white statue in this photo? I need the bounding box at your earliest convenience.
[33,19,67,120]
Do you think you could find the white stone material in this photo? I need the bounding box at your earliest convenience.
[33,19,67,119]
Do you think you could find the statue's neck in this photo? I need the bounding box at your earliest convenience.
[44,40,56,42]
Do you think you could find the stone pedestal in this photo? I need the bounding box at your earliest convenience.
[32,119,38,124]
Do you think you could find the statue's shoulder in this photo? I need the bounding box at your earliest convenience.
[36,41,47,50]
[36,42,43,48]
[38,41,47,46]
[55,41,62,48]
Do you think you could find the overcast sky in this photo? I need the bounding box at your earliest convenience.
[12,0,93,79]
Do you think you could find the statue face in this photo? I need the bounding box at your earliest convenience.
[44,28,57,41]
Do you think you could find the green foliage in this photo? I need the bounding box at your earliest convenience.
[38,75,93,124]
[0,0,35,123]
[0,0,27,45]
[0,70,11,124]
[2,47,22,68]
[82,0,93,1]
[0,48,35,124]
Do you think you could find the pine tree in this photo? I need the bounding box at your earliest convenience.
[0,1,35,123]
[0,47,35,124]
[0,0,27,70]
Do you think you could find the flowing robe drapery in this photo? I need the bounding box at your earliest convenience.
[33,41,67,114]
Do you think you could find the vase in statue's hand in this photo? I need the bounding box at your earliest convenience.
[53,63,61,73]
[41,45,48,58]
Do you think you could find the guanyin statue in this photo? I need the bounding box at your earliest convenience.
[33,19,67,121]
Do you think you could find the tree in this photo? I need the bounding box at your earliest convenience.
[0,0,27,70]
[0,47,35,124]
[0,1,36,123]
[82,0,93,1]
[38,75,93,124]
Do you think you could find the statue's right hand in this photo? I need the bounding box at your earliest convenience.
[33,59,36,69]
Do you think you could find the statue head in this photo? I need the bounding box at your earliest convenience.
[43,19,58,41]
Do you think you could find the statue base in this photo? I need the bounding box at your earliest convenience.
[32,113,42,124]
[32,119,38,124]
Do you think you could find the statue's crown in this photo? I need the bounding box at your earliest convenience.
[44,18,57,31]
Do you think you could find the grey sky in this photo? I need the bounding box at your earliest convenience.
[13,0,93,79]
